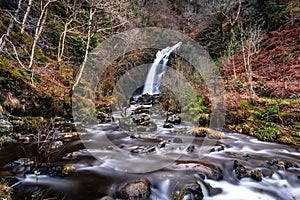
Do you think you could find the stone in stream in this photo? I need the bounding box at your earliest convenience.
[115,179,151,199]
[198,113,210,127]
[234,160,262,181]
[166,114,181,125]
[171,161,223,181]
[137,94,153,105]
[267,159,297,170]
[96,111,113,123]
[187,127,223,139]
[163,122,174,128]
[99,196,114,200]
[175,182,204,200]
[0,118,13,134]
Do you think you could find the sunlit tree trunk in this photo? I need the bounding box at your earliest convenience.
[28,0,56,69]
[20,0,33,34]
[72,7,96,90]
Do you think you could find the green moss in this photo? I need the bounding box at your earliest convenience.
[250,122,281,142]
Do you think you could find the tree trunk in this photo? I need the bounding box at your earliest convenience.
[57,18,73,63]
[72,7,96,90]
[28,6,48,69]
[21,0,33,34]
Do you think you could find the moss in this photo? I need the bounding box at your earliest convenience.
[250,122,281,142]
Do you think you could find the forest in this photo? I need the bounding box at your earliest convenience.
[0,0,299,199]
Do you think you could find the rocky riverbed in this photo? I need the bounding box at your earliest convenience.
[0,95,300,200]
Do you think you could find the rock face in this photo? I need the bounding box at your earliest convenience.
[115,179,151,200]
[234,160,263,181]
[0,118,13,134]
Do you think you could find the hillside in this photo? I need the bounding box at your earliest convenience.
[0,0,299,147]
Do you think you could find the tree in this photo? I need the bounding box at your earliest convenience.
[57,0,80,63]
[239,22,261,101]
[20,0,33,34]
[72,3,96,90]
[28,0,57,69]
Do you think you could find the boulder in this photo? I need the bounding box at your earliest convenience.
[234,160,262,181]
[176,182,204,200]
[115,179,151,199]
[96,111,112,123]
[171,161,223,181]
[166,114,181,125]
[267,159,297,170]
[163,123,174,128]
[198,113,210,126]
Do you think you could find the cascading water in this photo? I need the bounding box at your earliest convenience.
[143,42,182,95]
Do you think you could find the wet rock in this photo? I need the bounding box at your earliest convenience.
[166,114,181,125]
[51,141,63,149]
[210,145,225,152]
[97,111,112,123]
[157,141,167,149]
[163,123,174,128]
[176,182,203,200]
[198,113,210,126]
[171,161,223,180]
[18,135,30,144]
[115,179,151,200]
[187,127,223,139]
[173,137,183,143]
[133,113,152,126]
[234,160,262,181]
[62,165,76,176]
[0,119,13,134]
[203,182,222,196]
[187,145,195,153]
[130,145,157,154]
[267,159,297,170]
[99,196,114,200]
[133,106,150,114]
[138,94,153,105]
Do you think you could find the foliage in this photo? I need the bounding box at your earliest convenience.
[0,184,13,200]
[250,122,281,142]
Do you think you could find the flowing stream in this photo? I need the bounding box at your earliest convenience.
[2,120,299,200]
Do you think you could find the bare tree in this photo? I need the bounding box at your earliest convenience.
[20,0,33,34]
[0,0,22,50]
[227,0,242,80]
[72,5,96,90]
[57,0,79,63]
[239,21,262,101]
[28,0,57,69]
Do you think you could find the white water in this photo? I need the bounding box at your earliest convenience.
[143,42,182,95]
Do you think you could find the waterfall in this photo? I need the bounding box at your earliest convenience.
[143,42,182,95]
